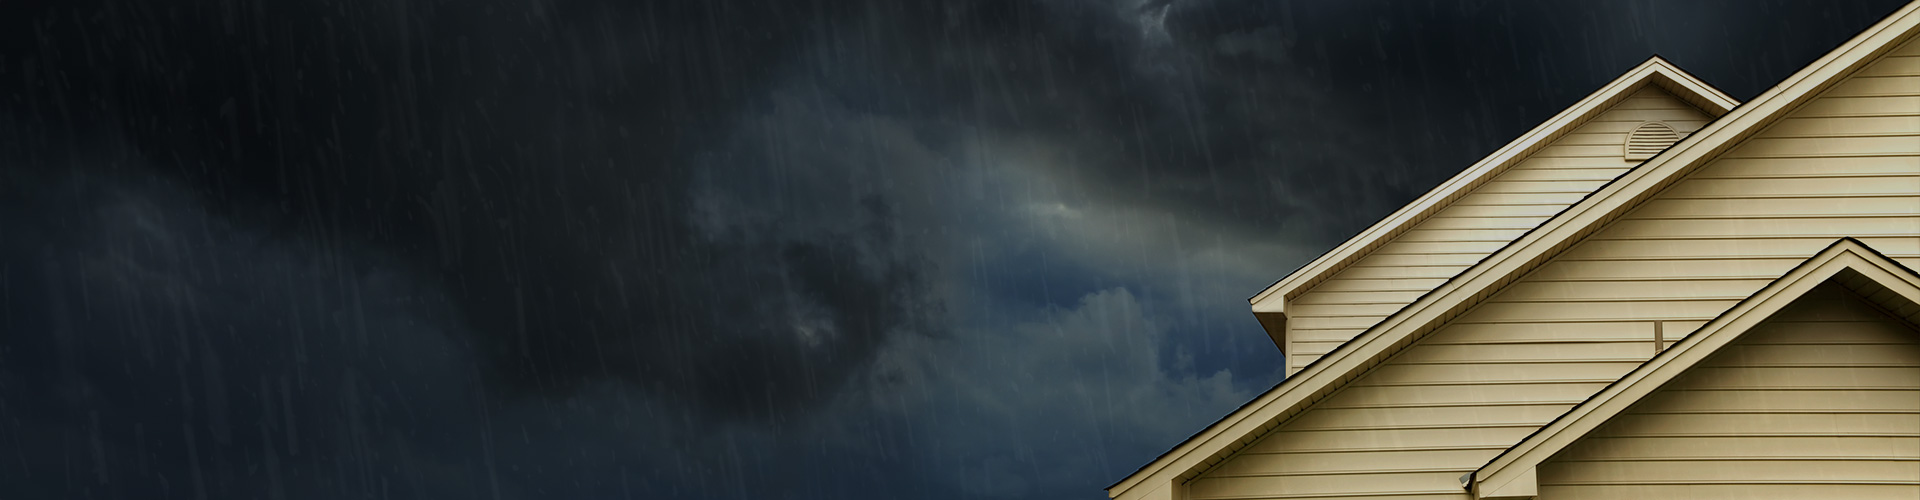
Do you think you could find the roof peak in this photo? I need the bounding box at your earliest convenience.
[1470,238,1920,498]
[1248,55,1736,348]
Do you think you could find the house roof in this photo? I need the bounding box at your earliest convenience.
[1469,238,1920,499]
[1246,56,1738,348]
[1111,2,1920,498]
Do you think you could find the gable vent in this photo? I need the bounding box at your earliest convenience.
[1624,121,1680,161]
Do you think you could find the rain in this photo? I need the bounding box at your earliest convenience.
[0,1,1904,499]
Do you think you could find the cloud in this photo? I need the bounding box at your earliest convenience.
[2,1,1315,433]
[0,159,493,499]
[863,287,1247,498]
[0,136,1257,500]
[0,152,903,500]
[2,1,1907,499]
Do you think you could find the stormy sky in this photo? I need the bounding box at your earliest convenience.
[0,1,1905,499]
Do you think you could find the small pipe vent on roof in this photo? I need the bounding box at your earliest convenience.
[1624,121,1680,161]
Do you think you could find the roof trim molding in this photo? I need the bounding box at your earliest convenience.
[1247,56,1737,346]
[1112,2,1920,498]
[1470,238,1920,499]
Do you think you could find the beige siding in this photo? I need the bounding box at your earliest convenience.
[1537,283,1920,499]
[1286,86,1717,374]
[1194,39,1920,500]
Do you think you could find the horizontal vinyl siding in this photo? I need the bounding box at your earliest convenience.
[1283,87,1715,375]
[1460,43,1918,499]
[1199,41,1920,500]
[1538,485,1919,499]
[1206,294,1669,498]
[1536,284,1920,499]
[1483,34,1920,335]
[1194,310,1633,499]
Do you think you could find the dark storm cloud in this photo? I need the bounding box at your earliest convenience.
[0,158,817,500]
[1,1,1911,499]
[0,156,485,499]
[0,0,952,421]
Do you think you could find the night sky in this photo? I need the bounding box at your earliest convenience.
[0,1,1907,499]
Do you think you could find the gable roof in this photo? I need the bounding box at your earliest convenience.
[1469,238,1920,499]
[1111,2,1920,498]
[1247,56,1738,348]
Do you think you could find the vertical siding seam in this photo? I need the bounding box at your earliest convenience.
[1653,321,1665,354]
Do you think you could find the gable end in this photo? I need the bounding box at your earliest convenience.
[1472,238,1920,499]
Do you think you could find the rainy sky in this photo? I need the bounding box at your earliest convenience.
[0,1,1907,499]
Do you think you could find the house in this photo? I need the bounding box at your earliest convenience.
[1112,2,1920,499]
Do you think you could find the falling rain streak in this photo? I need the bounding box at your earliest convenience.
[0,1,1903,499]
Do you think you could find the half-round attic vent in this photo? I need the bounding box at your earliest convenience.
[1624,121,1680,161]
